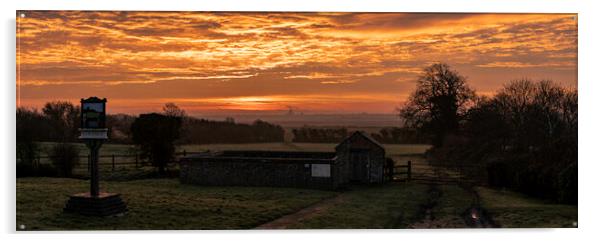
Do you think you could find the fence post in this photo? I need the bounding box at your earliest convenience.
[407,160,412,182]
[112,154,115,171]
[389,160,394,182]
[87,155,91,172]
[135,154,138,168]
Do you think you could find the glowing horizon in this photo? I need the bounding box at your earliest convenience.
[16,11,577,115]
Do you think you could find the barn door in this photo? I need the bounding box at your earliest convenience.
[350,151,368,182]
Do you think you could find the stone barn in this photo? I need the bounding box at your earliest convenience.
[179,131,386,190]
[335,131,386,184]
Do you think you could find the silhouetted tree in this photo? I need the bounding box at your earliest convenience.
[42,101,80,142]
[16,107,45,165]
[131,113,182,175]
[428,79,577,204]
[399,63,476,146]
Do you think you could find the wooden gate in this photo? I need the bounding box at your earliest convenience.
[384,156,485,185]
[385,160,412,182]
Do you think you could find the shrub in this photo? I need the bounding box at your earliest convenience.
[16,162,36,177]
[48,143,80,177]
[16,142,39,166]
[37,164,59,177]
[557,162,577,204]
[17,162,59,177]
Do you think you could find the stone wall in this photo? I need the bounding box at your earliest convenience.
[179,131,386,189]
[180,157,343,190]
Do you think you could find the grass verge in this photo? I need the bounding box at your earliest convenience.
[476,187,577,228]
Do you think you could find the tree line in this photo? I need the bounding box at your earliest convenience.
[291,126,427,144]
[292,126,348,143]
[180,118,284,144]
[16,102,285,146]
[16,102,285,177]
[369,127,430,144]
[400,63,577,204]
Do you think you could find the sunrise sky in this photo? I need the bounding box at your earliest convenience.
[16,11,577,115]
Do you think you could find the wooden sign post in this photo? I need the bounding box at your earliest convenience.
[63,97,127,216]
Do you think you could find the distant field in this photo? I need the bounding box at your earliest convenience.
[282,126,396,142]
[36,142,431,156]
[181,143,430,156]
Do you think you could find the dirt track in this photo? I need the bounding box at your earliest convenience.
[255,194,346,229]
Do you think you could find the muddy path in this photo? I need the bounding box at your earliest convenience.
[460,183,498,228]
[409,183,498,228]
[407,184,442,228]
[255,194,346,229]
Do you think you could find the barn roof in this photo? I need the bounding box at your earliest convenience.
[335,131,385,151]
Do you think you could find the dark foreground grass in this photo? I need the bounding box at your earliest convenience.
[477,187,577,228]
[289,183,430,229]
[16,177,335,230]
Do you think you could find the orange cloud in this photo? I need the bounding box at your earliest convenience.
[16,11,577,114]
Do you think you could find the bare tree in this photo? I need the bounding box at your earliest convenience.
[399,63,476,146]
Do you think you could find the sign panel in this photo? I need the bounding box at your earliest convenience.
[311,164,331,178]
[81,97,107,129]
[82,102,104,113]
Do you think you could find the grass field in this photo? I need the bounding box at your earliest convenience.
[16,177,578,230]
[476,187,578,228]
[16,178,335,230]
[16,178,435,230]
[37,142,139,157]
[289,183,430,229]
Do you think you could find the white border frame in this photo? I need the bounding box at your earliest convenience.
[3,0,601,242]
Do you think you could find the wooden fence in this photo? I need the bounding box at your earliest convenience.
[20,150,203,172]
[385,159,487,185]
[384,160,412,182]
